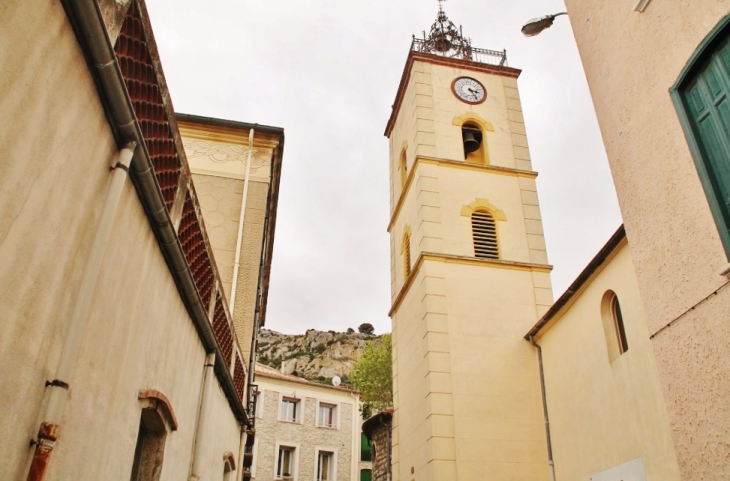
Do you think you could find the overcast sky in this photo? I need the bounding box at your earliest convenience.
[146,0,622,335]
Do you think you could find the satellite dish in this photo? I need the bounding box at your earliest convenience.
[332,376,342,387]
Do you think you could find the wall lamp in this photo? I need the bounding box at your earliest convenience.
[521,12,568,37]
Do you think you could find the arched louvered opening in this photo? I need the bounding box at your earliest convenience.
[471,211,498,259]
[403,232,412,277]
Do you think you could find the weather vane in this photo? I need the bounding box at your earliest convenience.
[413,0,472,60]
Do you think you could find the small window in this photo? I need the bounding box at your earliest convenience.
[317,451,334,481]
[318,403,337,428]
[611,294,629,355]
[601,290,629,362]
[223,461,233,481]
[277,446,295,480]
[129,410,168,481]
[400,149,408,188]
[403,232,412,277]
[471,211,498,259]
[280,398,300,423]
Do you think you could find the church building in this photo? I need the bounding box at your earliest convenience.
[385,6,553,480]
[384,6,681,481]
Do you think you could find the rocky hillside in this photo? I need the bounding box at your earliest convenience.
[256,328,375,385]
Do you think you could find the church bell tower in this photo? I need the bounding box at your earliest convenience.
[386,5,554,480]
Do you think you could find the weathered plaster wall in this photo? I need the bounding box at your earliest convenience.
[0,1,242,479]
[253,377,357,481]
[538,242,680,480]
[562,1,730,477]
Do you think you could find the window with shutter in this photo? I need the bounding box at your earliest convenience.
[674,21,730,256]
[471,211,498,259]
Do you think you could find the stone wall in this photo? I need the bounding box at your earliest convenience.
[253,378,357,481]
[368,420,392,481]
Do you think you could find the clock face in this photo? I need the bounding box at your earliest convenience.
[452,77,486,104]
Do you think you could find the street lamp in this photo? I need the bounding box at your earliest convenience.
[521,12,567,37]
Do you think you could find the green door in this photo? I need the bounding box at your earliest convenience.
[360,469,372,481]
[682,35,730,249]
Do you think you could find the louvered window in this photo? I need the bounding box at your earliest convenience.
[472,211,498,259]
[403,233,411,277]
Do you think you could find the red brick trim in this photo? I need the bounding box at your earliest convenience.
[223,451,236,470]
[139,389,179,431]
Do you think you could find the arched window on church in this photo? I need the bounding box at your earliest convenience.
[462,123,486,164]
[601,290,629,362]
[471,211,498,259]
[399,148,408,189]
[130,390,177,481]
[403,232,412,277]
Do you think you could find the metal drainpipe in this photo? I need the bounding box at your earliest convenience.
[189,352,216,481]
[529,336,556,481]
[26,142,137,481]
[229,128,254,315]
[235,424,247,481]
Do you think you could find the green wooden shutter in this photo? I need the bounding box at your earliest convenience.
[360,469,373,481]
[681,36,730,250]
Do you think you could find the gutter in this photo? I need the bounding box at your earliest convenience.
[524,224,625,339]
[61,0,246,423]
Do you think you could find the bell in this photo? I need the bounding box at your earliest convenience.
[463,130,481,155]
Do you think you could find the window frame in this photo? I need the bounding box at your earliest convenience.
[671,13,730,258]
[275,443,299,481]
[313,446,338,481]
[316,400,339,429]
[278,395,303,424]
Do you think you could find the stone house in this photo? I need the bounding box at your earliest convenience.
[0,1,282,480]
[362,409,393,481]
[251,364,362,481]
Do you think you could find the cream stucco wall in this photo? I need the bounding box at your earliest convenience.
[387,55,553,481]
[562,2,730,477]
[0,1,243,479]
[253,372,359,481]
[536,241,680,480]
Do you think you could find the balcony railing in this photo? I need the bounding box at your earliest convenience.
[410,37,508,67]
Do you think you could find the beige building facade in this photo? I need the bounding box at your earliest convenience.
[0,1,281,480]
[251,364,361,481]
[561,2,730,478]
[385,9,553,480]
[525,227,680,481]
[179,115,284,365]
